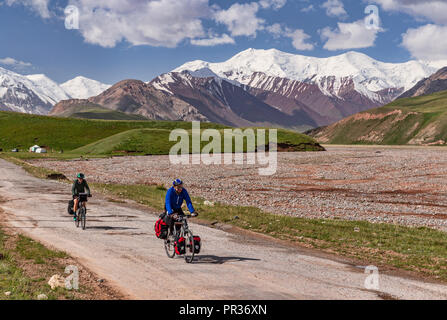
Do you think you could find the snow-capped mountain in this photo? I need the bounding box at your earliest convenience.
[0,67,111,114]
[175,48,447,102]
[172,49,447,126]
[0,67,71,114]
[61,76,111,99]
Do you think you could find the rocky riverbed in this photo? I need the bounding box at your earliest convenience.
[31,146,447,229]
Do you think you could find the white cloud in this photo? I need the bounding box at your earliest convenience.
[401,24,447,60]
[321,20,381,50]
[371,0,447,25]
[67,0,209,48]
[259,0,287,10]
[4,0,51,18]
[321,0,347,18]
[213,2,265,37]
[301,4,315,13]
[0,57,32,68]
[266,24,314,50]
[287,29,314,50]
[266,23,283,38]
[191,34,235,46]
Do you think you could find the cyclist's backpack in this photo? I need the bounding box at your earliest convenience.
[192,236,201,254]
[155,218,168,239]
[67,200,74,215]
[175,237,186,255]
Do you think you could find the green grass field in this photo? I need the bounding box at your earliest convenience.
[54,104,149,121]
[311,90,447,145]
[0,111,323,157]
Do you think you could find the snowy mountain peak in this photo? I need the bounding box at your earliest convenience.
[0,67,111,114]
[174,48,446,103]
[60,76,111,99]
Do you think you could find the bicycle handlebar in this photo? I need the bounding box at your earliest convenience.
[76,193,92,197]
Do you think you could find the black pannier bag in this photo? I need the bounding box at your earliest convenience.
[67,200,74,215]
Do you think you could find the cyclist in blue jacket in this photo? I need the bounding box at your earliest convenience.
[164,179,198,232]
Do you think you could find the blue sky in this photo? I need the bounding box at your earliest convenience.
[1,0,446,84]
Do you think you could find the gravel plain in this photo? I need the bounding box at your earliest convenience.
[32,146,447,229]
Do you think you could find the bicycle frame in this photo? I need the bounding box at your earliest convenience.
[173,216,190,237]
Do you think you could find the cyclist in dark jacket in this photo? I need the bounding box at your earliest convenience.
[72,173,91,219]
[164,179,197,232]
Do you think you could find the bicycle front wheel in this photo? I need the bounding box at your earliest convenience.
[75,210,80,228]
[164,234,176,258]
[184,230,195,263]
[80,208,86,230]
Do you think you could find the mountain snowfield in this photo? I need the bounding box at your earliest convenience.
[61,76,111,99]
[174,48,447,103]
[0,67,110,114]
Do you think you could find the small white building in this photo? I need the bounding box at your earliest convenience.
[35,148,47,154]
[29,145,40,152]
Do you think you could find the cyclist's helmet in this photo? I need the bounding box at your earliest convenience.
[173,179,183,186]
[77,173,85,179]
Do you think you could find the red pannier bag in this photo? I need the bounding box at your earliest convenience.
[175,237,186,255]
[155,218,168,239]
[192,236,201,254]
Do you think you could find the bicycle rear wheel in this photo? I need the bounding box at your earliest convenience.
[80,208,86,230]
[184,230,195,263]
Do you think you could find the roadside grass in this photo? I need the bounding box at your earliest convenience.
[93,183,447,282]
[0,226,81,300]
[4,156,447,282]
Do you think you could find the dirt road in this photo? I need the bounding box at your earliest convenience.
[1,159,447,300]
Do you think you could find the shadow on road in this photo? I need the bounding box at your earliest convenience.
[192,255,260,264]
[86,226,138,231]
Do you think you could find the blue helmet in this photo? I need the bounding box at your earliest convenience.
[173,179,183,186]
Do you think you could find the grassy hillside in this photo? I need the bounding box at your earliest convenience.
[72,127,322,155]
[0,111,323,156]
[310,90,447,145]
[54,104,148,121]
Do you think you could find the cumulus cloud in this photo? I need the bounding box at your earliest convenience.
[4,0,51,18]
[4,0,304,49]
[0,57,32,69]
[287,29,314,50]
[301,4,315,13]
[266,23,283,38]
[371,0,447,24]
[259,0,287,10]
[321,20,381,50]
[191,34,235,46]
[402,24,447,60]
[321,0,347,18]
[266,23,314,50]
[68,0,209,48]
[213,2,265,37]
